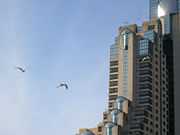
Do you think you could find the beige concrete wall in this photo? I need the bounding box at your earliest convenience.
[79,127,98,135]
[118,25,137,102]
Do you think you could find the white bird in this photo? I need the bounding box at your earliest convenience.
[142,56,150,62]
[56,83,68,89]
[14,67,26,72]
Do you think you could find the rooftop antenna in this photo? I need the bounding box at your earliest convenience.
[134,18,140,24]
[122,21,129,25]
[145,17,148,22]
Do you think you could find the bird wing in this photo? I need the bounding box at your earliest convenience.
[65,84,68,89]
[56,84,61,88]
[14,66,21,70]
[14,67,25,72]
[56,83,68,89]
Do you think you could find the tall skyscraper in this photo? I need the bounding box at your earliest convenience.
[150,0,180,135]
[78,1,180,135]
[149,0,180,19]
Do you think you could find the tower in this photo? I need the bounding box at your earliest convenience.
[78,1,180,135]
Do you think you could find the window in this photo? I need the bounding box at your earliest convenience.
[139,39,153,55]
[109,88,118,94]
[156,109,158,113]
[139,83,152,90]
[144,30,154,43]
[109,81,118,87]
[163,107,166,111]
[139,62,152,69]
[110,37,119,60]
[137,105,152,112]
[156,88,158,92]
[134,110,148,117]
[110,67,118,73]
[109,103,113,108]
[139,98,152,105]
[139,76,152,83]
[139,91,152,98]
[148,25,155,30]
[163,81,165,84]
[163,100,165,105]
[103,114,107,120]
[129,131,143,135]
[123,50,128,97]
[155,61,158,65]
[156,81,158,85]
[105,122,115,135]
[139,69,152,76]
[129,123,144,130]
[156,117,158,121]
[140,40,149,54]
[109,95,117,101]
[110,74,118,80]
[110,61,118,66]
[146,127,149,131]
[98,127,102,132]
[121,29,131,50]
[144,105,152,112]
[137,117,148,124]
[137,26,142,33]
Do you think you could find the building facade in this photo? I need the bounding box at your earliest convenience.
[79,2,180,135]
[149,0,180,19]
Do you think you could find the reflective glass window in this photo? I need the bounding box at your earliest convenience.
[110,36,119,60]
[129,123,144,130]
[110,74,118,80]
[110,109,121,123]
[104,123,115,135]
[110,61,118,66]
[110,67,118,73]
[109,88,118,94]
[109,81,118,87]
[139,83,152,90]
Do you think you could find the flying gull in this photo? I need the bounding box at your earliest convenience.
[56,83,68,89]
[14,67,26,73]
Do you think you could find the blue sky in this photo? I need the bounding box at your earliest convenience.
[0,0,148,135]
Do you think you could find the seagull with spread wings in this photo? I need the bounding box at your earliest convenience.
[14,67,26,73]
[56,83,68,89]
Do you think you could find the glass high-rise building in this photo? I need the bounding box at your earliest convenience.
[78,1,180,135]
[149,0,180,19]
[149,0,180,35]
